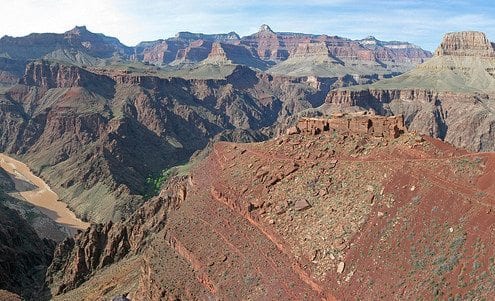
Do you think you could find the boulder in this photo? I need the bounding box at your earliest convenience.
[294,199,311,211]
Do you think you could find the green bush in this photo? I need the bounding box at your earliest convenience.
[143,169,173,199]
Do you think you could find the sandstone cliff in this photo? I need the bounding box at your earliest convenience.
[20,60,115,90]
[204,42,270,70]
[435,31,495,57]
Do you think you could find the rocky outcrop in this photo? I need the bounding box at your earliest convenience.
[292,42,332,57]
[49,124,495,299]
[296,112,406,138]
[435,31,495,57]
[47,177,187,294]
[240,24,289,61]
[174,40,213,63]
[137,40,172,64]
[205,42,269,69]
[0,202,55,300]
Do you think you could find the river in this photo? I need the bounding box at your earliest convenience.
[0,153,89,236]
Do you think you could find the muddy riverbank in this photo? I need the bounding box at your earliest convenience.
[0,153,89,236]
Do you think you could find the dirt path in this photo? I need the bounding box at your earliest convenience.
[0,153,89,236]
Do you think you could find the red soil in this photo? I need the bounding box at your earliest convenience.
[152,130,495,299]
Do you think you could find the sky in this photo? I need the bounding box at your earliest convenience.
[1,0,494,50]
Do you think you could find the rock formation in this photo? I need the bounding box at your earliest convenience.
[435,31,495,57]
[0,201,55,300]
[204,42,269,70]
[296,112,406,138]
[47,177,187,294]
[48,121,495,300]
[325,31,495,151]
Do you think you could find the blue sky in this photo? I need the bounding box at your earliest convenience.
[1,0,494,50]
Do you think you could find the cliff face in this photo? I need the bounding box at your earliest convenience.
[326,88,495,151]
[292,42,332,57]
[205,42,269,70]
[20,60,115,90]
[47,177,187,294]
[174,40,212,64]
[435,31,495,57]
[0,202,55,300]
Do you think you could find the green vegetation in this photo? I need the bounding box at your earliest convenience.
[142,163,191,199]
[143,169,173,199]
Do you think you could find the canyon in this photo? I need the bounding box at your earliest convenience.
[1,25,495,300]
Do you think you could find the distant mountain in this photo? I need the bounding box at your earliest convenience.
[325,31,495,151]
[0,26,133,87]
[0,24,431,84]
[136,24,432,77]
[0,25,131,62]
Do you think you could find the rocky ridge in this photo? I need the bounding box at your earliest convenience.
[47,114,495,300]
[435,31,495,57]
